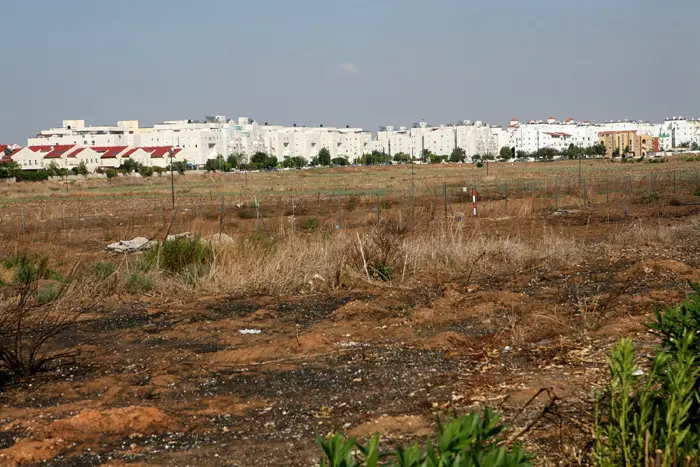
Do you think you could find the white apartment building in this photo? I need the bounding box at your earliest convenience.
[658,117,700,148]
[377,121,500,160]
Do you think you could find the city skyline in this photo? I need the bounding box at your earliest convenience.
[1,0,698,144]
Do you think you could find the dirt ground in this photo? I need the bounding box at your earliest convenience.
[1,164,700,466]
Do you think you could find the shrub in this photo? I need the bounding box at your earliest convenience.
[15,170,51,182]
[35,283,61,304]
[317,409,533,466]
[476,161,484,168]
[303,217,319,230]
[3,253,54,285]
[124,272,153,294]
[642,189,659,204]
[594,286,700,466]
[694,186,700,197]
[144,236,213,277]
[105,169,118,179]
[238,209,255,219]
[85,261,116,282]
[0,264,103,380]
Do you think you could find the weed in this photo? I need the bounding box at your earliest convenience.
[694,186,700,197]
[238,209,255,219]
[145,236,213,276]
[369,261,393,281]
[594,285,700,466]
[35,283,61,304]
[303,217,319,230]
[346,196,360,212]
[317,409,533,466]
[641,189,659,204]
[85,261,116,282]
[125,272,153,294]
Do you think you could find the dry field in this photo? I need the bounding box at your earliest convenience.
[1,158,700,466]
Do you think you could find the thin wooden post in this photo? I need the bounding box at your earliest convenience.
[504,180,508,213]
[443,183,448,220]
[291,196,295,233]
[337,194,342,229]
[21,208,24,234]
[376,192,380,224]
[219,196,225,236]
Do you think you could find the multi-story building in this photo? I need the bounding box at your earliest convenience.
[376,120,500,160]
[598,131,656,158]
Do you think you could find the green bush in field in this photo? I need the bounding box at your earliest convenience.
[125,272,153,294]
[85,261,116,281]
[317,409,533,467]
[303,217,319,230]
[594,285,700,466]
[144,236,213,277]
[35,283,61,304]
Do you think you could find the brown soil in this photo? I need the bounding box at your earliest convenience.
[1,169,699,466]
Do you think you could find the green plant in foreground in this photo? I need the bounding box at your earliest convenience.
[125,272,153,294]
[594,285,700,466]
[317,410,533,467]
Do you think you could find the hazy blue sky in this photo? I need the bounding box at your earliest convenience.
[1,0,698,143]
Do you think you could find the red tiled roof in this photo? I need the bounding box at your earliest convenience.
[122,148,139,158]
[547,116,556,120]
[67,147,86,158]
[28,145,57,153]
[44,145,76,159]
[143,146,175,158]
[565,118,574,122]
[91,146,128,159]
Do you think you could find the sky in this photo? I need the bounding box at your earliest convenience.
[1,0,699,144]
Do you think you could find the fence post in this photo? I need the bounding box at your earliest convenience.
[504,180,508,213]
[555,178,559,210]
[62,206,66,230]
[291,196,296,233]
[337,194,342,229]
[376,192,380,224]
[605,176,609,203]
[219,196,225,236]
[21,207,24,234]
[254,197,260,235]
[472,187,478,218]
[669,171,674,194]
[444,183,448,220]
[583,178,588,206]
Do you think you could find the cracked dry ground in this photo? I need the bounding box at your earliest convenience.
[2,206,700,466]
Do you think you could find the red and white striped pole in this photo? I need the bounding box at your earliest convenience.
[472,188,477,218]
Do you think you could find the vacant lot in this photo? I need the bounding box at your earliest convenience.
[1,159,700,466]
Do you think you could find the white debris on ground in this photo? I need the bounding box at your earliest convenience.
[105,237,152,253]
[105,232,197,253]
[239,329,262,335]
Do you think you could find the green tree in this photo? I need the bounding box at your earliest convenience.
[623,145,631,155]
[226,154,238,169]
[482,153,496,161]
[450,147,467,163]
[120,159,139,173]
[691,142,699,151]
[331,157,349,166]
[318,148,331,166]
[612,147,621,158]
[516,150,528,159]
[359,150,392,165]
[309,156,320,167]
[75,161,89,175]
[0,160,20,179]
[499,146,513,161]
[392,152,411,163]
[420,148,434,162]
[46,161,61,176]
[282,156,307,169]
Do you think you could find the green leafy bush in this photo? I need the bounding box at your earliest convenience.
[124,272,153,294]
[303,217,319,230]
[85,261,116,281]
[317,409,533,467]
[105,168,118,179]
[594,285,700,466]
[35,283,61,304]
[15,170,51,182]
[144,236,213,277]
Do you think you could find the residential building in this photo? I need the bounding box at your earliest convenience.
[598,131,655,158]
